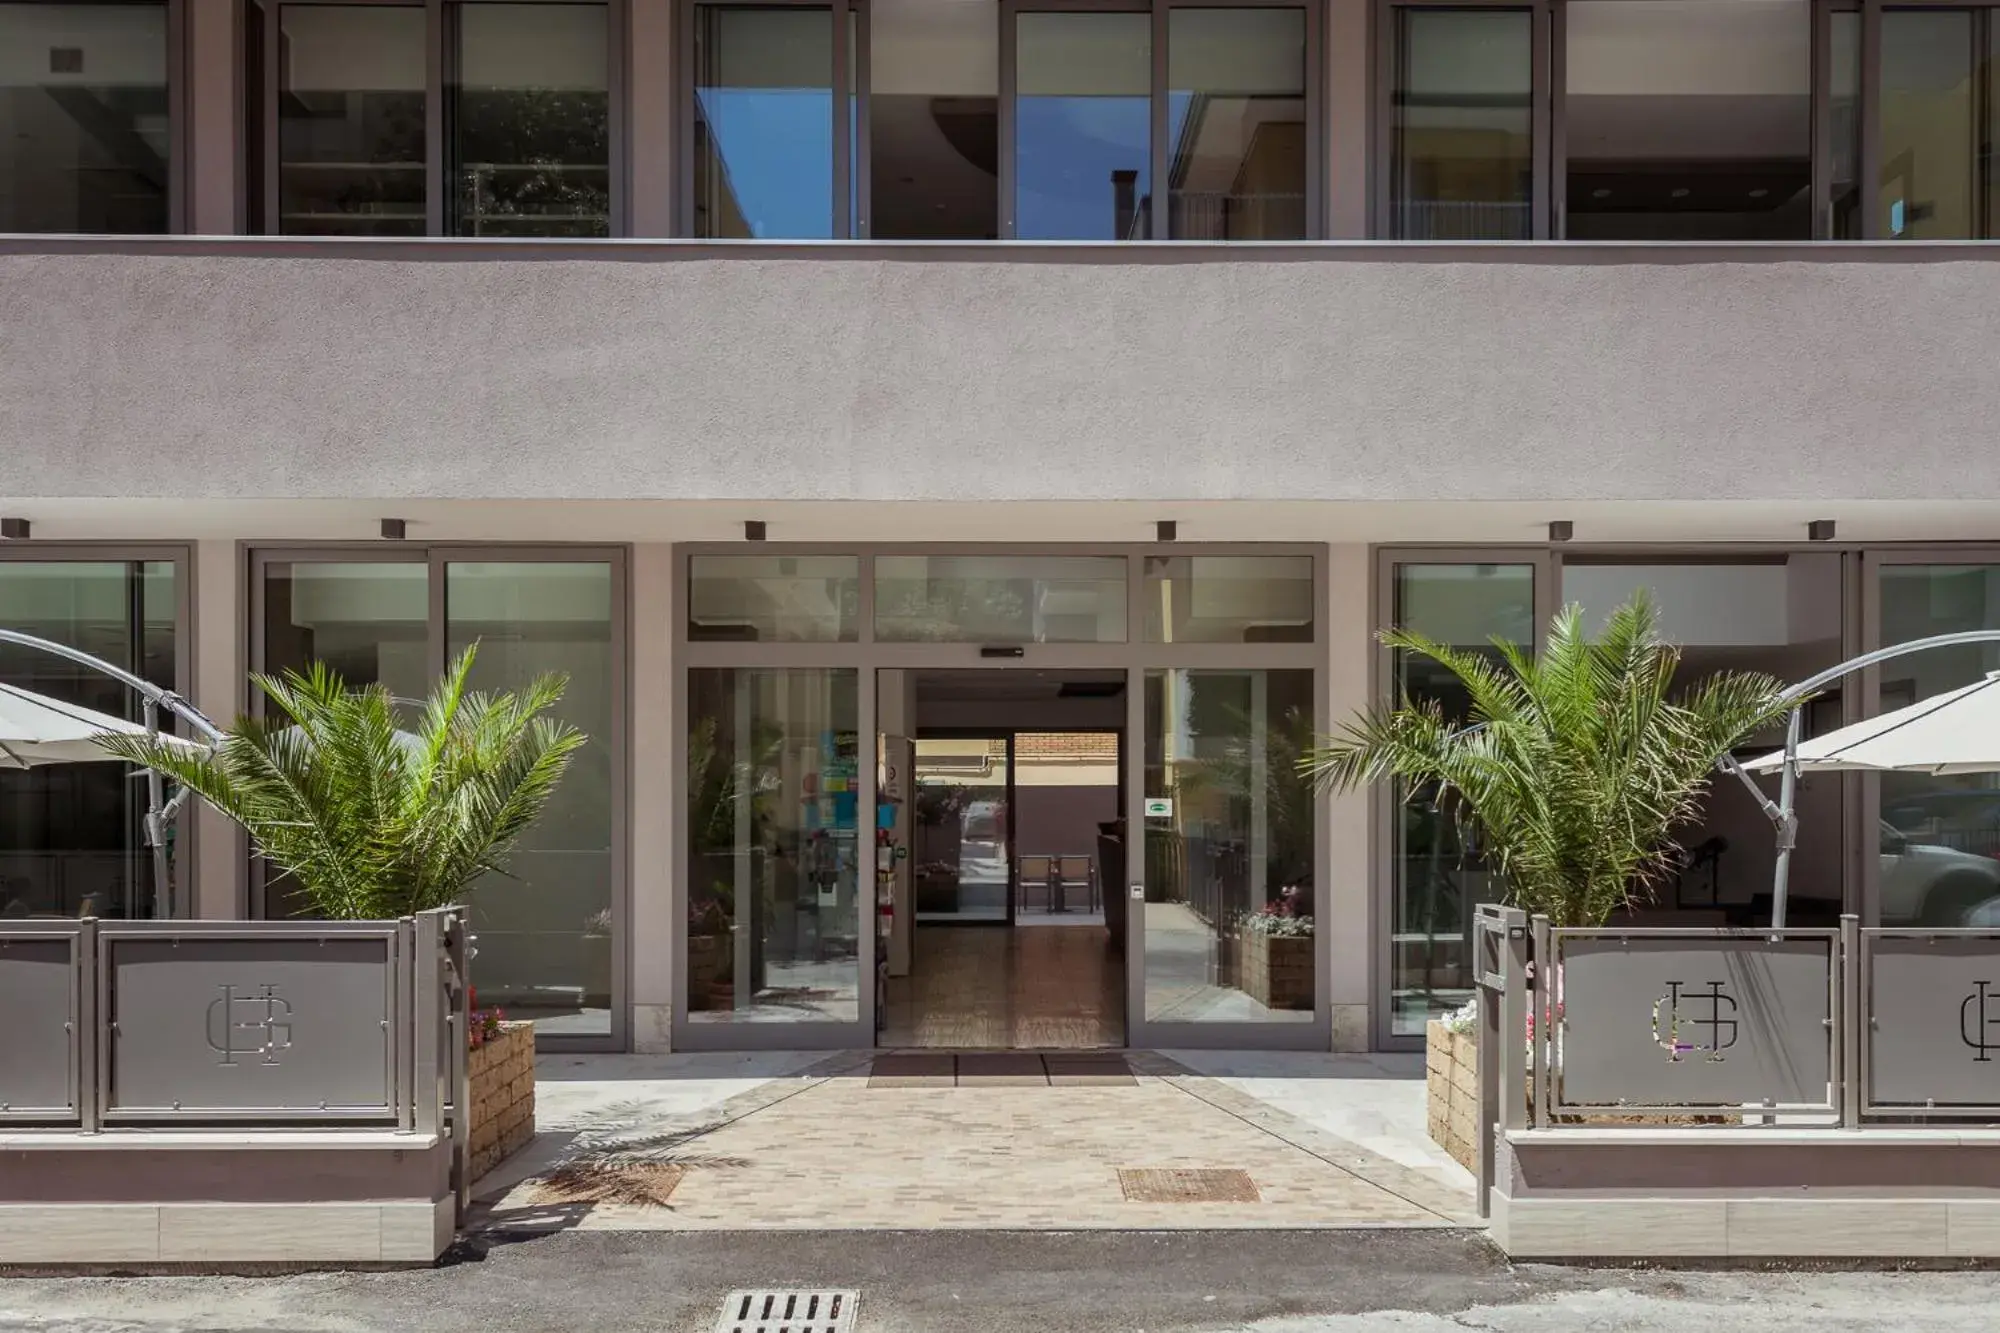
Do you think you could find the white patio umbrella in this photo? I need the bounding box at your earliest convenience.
[0,681,198,769]
[1743,671,2000,777]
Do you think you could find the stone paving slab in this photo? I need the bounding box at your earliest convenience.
[472,1051,1476,1234]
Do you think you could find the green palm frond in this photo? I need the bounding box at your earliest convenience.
[1302,590,1794,927]
[98,643,585,919]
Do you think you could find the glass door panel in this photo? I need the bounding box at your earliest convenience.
[686,666,863,1023]
[1140,667,1315,1025]
[912,736,1012,923]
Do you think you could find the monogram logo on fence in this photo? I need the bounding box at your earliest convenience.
[1652,980,1738,1062]
[206,984,293,1066]
[1961,981,2000,1062]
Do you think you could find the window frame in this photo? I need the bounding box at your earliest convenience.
[678,0,1322,240]
[255,0,623,237]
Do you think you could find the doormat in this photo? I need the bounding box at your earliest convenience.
[530,1161,686,1207]
[1117,1168,1261,1203]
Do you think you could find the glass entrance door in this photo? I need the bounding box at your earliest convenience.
[1127,667,1321,1046]
[912,735,1014,924]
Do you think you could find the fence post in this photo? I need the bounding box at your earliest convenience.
[77,917,100,1134]
[414,912,441,1142]
[1476,909,1500,1220]
[1840,913,1861,1129]
[1498,907,1529,1136]
[448,909,471,1217]
[1531,915,1552,1129]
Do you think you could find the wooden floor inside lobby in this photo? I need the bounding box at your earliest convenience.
[880,923,1124,1049]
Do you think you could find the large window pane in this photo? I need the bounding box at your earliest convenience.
[1564,0,1810,240]
[1831,9,1861,238]
[686,667,861,1024]
[1014,10,1150,239]
[869,0,996,238]
[1388,563,1533,1037]
[1166,8,1307,239]
[0,3,168,232]
[875,554,1127,643]
[1878,10,1987,240]
[1143,668,1315,1024]
[278,6,427,235]
[452,4,609,237]
[259,560,431,920]
[694,5,834,238]
[1144,554,1313,644]
[1562,557,1845,925]
[0,561,176,920]
[448,563,615,1035]
[1391,8,1531,240]
[1878,565,2000,925]
[689,555,860,642]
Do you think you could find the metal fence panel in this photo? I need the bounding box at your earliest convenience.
[0,926,81,1123]
[1865,931,2000,1115]
[1556,933,1835,1113]
[102,929,398,1121]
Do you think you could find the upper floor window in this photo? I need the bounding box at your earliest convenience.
[686,0,1317,240]
[0,1,170,233]
[1879,8,2000,239]
[255,0,611,236]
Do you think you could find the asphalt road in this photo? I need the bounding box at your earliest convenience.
[3,1229,1999,1332]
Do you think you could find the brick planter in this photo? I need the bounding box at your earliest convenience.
[1240,931,1313,1011]
[468,1021,536,1182]
[1426,1020,1480,1174]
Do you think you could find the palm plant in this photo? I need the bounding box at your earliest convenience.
[1303,592,1791,927]
[98,646,585,919]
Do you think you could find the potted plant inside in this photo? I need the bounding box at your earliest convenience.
[1302,592,1789,1144]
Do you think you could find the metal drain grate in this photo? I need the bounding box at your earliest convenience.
[716,1289,858,1333]
[1118,1168,1261,1203]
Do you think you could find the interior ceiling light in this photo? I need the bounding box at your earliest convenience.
[1591,188,1612,199]
[1748,188,1769,199]
[1671,187,1691,199]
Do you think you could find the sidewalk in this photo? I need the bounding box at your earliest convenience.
[470,1048,1476,1233]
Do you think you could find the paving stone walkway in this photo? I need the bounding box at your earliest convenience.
[470,1051,1478,1233]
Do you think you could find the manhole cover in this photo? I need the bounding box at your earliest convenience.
[1118,1168,1261,1203]
[716,1289,858,1333]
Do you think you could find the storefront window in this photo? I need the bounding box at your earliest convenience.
[1144,554,1313,644]
[1387,562,1534,1037]
[0,559,177,918]
[689,555,860,642]
[1877,564,2000,924]
[686,667,861,1023]
[875,555,1127,643]
[1142,667,1315,1024]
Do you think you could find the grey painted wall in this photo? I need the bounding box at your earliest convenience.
[3,240,1998,503]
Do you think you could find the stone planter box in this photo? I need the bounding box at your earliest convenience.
[1241,931,1313,1011]
[1426,1020,1481,1173]
[468,1020,536,1182]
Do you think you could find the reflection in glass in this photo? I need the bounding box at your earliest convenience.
[0,562,176,919]
[259,561,430,919]
[875,555,1127,643]
[1144,555,1313,644]
[689,555,860,642]
[870,0,996,238]
[1563,0,1810,239]
[1388,564,1533,1037]
[1391,8,1531,239]
[0,3,168,232]
[1878,10,1989,240]
[1830,11,1861,238]
[1878,565,2000,926]
[448,563,615,1035]
[687,668,861,1023]
[1015,11,1151,239]
[1143,669,1315,1024]
[693,5,835,238]
[278,6,428,235]
[913,737,1010,923]
[452,4,610,236]
[1562,557,1845,925]
[1166,8,1307,239]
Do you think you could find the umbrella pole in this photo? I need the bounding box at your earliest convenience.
[1769,706,1803,931]
[142,696,173,919]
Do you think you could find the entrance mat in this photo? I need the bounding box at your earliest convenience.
[867,1054,955,1088]
[1117,1168,1262,1204]
[955,1054,1049,1086]
[1044,1054,1137,1087]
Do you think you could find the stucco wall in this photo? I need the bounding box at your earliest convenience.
[3,240,1998,503]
